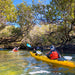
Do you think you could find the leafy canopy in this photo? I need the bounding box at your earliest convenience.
[0,0,17,22]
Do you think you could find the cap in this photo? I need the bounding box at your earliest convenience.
[50,45,55,50]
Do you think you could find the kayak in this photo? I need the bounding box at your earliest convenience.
[13,50,18,52]
[30,51,75,68]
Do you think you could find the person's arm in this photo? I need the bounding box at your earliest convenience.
[12,48,15,51]
[57,51,61,58]
[46,51,50,54]
[17,47,20,50]
[46,51,52,57]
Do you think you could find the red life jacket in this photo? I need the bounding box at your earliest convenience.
[50,51,58,59]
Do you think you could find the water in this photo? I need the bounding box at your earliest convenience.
[0,50,75,75]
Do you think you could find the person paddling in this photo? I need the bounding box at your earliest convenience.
[12,47,19,52]
[33,48,36,53]
[33,47,42,56]
[46,45,61,60]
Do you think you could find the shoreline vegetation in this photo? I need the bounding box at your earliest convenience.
[0,0,75,54]
[0,44,75,54]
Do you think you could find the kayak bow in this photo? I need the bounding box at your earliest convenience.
[30,51,75,68]
[13,50,18,52]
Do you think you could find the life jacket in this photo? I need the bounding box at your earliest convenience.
[50,51,59,59]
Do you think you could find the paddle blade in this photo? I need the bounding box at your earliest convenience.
[63,56,72,60]
[26,43,31,47]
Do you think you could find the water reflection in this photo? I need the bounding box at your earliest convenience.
[0,50,75,75]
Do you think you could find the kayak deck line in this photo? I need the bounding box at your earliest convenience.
[30,51,75,68]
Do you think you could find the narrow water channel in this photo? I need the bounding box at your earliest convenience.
[0,50,75,75]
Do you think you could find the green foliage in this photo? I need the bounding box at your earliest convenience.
[17,2,34,37]
[52,0,74,19]
[0,26,14,37]
[29,25,49,38]
[0,26,21,37]
[29,24,58,46]
[17,2,33,26]
[11,27,21,36]
[0,0,17,22]
[0,0,75,47]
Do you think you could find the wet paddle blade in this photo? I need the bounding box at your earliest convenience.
[63,56,72,60]
[26,43,31,47]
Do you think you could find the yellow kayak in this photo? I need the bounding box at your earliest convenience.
[30,51,75,68]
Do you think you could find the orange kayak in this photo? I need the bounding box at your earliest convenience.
[13,50,18,52]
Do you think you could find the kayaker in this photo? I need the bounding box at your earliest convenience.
[46,45,61,60]
[12,47,19,51]
[33,47,42,56]
[33,48,36,53]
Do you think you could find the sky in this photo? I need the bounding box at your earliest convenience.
[13,0,32,6]
[12,0,51,27]
[13,0,51,6]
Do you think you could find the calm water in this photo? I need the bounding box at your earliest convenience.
[0,50,75,75]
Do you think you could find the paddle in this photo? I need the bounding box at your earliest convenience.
[26,43,32,48]
[63,56,72,60]
[26,43,72,60]
[26,43,42,54]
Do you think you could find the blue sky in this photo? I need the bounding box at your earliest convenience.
[12,0,51,27]
[13,0,32,6]
[13,0,51,6]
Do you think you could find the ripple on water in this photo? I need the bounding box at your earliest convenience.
[29,70,51,75]
[0,51,75,75]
